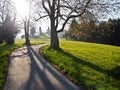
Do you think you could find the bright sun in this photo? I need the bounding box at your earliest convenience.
[14,0,29,18]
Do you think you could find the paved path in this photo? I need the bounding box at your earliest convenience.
[4,44,80,90]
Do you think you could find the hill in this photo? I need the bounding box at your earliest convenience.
[41,40,120,90]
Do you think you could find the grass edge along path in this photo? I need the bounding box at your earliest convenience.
[41,40,120,90]
[0,44,23,89]
[0,38,50,89]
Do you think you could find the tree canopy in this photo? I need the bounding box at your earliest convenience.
[63,18,120,46]
[0,0,19,44]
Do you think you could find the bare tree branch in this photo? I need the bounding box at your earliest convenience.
[34,14,49,21]
[57,0,91,33]
[42,0,51,18]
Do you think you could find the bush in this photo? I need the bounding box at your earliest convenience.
[0,16,19,44]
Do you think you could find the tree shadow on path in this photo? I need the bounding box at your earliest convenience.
[24,46,79,90]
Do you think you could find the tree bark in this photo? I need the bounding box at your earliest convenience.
[25,32,30,46]
[50,28,59,49]
[24,20,30,46]
[49,1,59,49]
[50,19,59,49]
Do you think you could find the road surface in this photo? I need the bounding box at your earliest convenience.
[4,44,80,90]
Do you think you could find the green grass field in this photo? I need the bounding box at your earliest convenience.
[41,40,120,90]
[1,38,120,90]
[0,38,49,89]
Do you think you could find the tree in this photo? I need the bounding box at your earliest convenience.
[63,19,80,40]
[23,18,30,45]
[64,19,98,42]
[30,26,36,37]
[46,27,50,36]
[64,18,120,46]
[23,0,32,46]
[0,0,18,44]
[35,0,120,49]
[39,27,43,36]
[109,18,120,45]
[97,21,111,43]
[2,15,18,44]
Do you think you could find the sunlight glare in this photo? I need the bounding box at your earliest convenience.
[14,0,29,19]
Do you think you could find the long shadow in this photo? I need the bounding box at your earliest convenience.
[25,46,55,90]
[58,49,108,74]
[25,46,79,90]
[56,49,120,80]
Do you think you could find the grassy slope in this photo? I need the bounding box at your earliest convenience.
[0,38,49,89]
[41,40,120,90]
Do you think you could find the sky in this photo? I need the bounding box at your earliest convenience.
[103,12,120,21]
[109,13,120,19]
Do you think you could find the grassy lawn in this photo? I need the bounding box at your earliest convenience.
[0,38,49,89]
[15,38,50,45]
[41,40,120,90]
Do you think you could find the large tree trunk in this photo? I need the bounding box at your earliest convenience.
[25,32,30,46]
[50,29,59,49]
[24,20,30,46]
[50,20,59,49]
